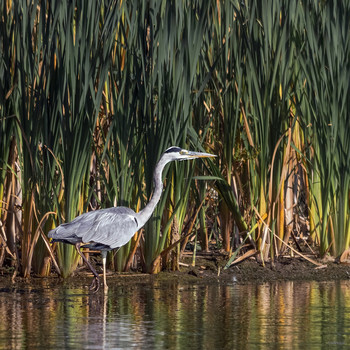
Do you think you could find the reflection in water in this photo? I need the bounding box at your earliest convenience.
[1,279,350,349]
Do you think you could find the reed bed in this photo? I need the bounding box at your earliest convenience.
[0,0,349,277]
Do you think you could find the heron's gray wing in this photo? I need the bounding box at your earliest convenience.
[79,209,138,249]
[49,207,138,249]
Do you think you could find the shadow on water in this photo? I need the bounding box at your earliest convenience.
[1,278,350,349]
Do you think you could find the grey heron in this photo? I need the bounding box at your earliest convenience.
[48,146,215,292]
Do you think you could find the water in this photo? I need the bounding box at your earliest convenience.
[1,278,350,349]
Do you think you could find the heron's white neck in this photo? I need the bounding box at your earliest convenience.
[135,156,170,229]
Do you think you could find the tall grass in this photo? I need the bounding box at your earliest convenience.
[1,0,349,277]
[196,1,300,260]
[298,1,350,256]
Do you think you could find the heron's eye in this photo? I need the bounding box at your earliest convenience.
[180,150,188,155]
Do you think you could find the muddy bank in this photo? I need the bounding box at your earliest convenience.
[2,255,350,288]
[151,255,350,285]
[179,255,350,283]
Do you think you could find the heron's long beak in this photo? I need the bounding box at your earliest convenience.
[185,151,216,158]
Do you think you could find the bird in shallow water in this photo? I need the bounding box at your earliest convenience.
[48,146,215,292]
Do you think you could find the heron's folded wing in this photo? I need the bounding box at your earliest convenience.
[49,208,139,249]
[76,210,139,249]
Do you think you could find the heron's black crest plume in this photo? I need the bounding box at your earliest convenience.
[164,146,182,153]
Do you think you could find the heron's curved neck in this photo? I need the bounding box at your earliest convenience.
[135,157,168,229]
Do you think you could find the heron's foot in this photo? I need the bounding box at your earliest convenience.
[89,276,100,293]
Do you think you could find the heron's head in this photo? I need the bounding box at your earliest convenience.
[162,146,216,162]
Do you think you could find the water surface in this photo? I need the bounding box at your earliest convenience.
[1,278,350,349]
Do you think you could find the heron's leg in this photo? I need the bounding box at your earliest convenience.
[101,251,108,294]
[75,243,100,292]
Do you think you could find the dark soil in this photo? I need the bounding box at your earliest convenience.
[2,254,350,287]
[172,254,350,284]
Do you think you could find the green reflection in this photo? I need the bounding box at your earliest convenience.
[1,280,350,349]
